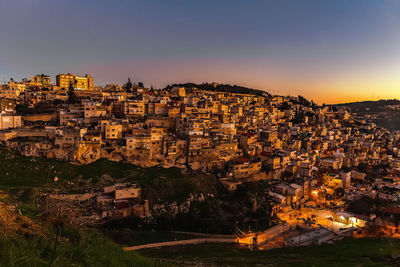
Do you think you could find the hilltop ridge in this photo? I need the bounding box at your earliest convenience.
[335,99,400,130]
[335,99,400,109]
[164,82,270,96]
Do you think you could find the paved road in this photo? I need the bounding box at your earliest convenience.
[123,238,235,251]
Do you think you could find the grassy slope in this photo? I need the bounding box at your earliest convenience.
[0,145,218,202]
[0,229,156,267]
[0,196,156,267]
[140,238,400,266]
[0,145,175,266]
[0,144,168,188]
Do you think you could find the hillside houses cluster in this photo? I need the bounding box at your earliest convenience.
[1,75,400,233]
[49,183,149,220]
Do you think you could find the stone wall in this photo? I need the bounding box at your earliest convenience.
[22,113,57,122]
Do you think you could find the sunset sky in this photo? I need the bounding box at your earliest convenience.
[1,0,399,104]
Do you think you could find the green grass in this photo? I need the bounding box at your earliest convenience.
[0,228,160,267]
[0,144,142,188]
[0,145,218,202]
[139,238,400,266]
[0,145,218,266]
[16,202,41,218]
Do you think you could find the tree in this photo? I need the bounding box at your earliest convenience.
[292,107,305,124]
[67,81,78,104]
[280,102,291,111]
[298,95,311,107]
[334,187,345,199]
[39,197,94,267]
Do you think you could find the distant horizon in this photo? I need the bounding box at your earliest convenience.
[2,73,399,105]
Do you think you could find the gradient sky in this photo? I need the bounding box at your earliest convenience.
[1,0,399,104]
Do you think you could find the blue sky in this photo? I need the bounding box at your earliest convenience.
[1,0,399,103]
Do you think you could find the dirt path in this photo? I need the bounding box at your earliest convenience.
[123,237,235,251]
[170,230,235,238]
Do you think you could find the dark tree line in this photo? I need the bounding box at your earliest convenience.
[164,82,270,96]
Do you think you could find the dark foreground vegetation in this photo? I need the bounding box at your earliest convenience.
[141,238,400,266]
[0,227,153,267]
[0,194,156,266]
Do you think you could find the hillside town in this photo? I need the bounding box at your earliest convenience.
[1,74,400,249]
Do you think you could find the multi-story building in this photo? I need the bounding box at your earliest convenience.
[0,114,22,130]
[0,81,26,99]
[84,102,106,118]
[105,123,123,140]
[30,74,51,87]
[125,100,146,116]
[56,73,94,90]
[229,157,262,179]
